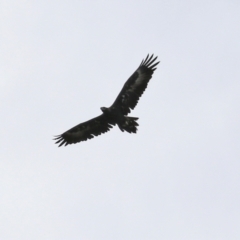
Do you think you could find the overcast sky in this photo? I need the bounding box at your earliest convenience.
[1,1,240,239]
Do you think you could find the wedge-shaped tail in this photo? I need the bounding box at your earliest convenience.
[118,116,139,133]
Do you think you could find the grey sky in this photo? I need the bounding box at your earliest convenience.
[1,1,240,239]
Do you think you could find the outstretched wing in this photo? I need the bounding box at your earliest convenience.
[54,114,114,147]
[111,54,159,115]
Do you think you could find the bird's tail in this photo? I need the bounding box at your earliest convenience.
[118,116,139,133]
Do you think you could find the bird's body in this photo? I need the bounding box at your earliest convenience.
[100,106,124,124]
[100,106,138,133]
[54,54,159,147]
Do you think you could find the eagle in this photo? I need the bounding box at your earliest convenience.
[54,54,159,147]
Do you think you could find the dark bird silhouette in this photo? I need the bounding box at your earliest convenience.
[54,54,159,147]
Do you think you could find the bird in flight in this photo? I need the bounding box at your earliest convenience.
[54,54,159,147]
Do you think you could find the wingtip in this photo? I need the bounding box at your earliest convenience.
[140,54,158,66]
[140,54,159,70]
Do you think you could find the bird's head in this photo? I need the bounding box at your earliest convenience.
[100,107,108,113]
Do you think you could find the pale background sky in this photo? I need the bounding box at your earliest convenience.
[1,1,240,239]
